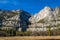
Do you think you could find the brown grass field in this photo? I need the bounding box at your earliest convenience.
[0,36,60,40]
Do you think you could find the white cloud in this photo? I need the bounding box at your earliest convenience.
[0,0,19,5]
[0,0,8,4]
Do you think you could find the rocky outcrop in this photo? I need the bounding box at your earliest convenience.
[29,6,56,23]
[0,9,31,31]
[28,6,60,31]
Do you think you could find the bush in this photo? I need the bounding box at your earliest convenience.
[16,31,32,36]
[0,28,16,36]
[0,31,7,37]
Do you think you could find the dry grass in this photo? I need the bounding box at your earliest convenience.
[0,36,60,40]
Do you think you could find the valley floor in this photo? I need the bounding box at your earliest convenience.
[0,36,60,40]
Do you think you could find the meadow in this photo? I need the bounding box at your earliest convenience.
[0,36,60,40]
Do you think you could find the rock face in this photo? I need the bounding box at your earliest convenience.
[0,9,31,31]
[28,6,60,31]
[29,6,55,23]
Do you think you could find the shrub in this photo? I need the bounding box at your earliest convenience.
[0,31,7,37]
[1,28,16,36]
[16,31,32,36]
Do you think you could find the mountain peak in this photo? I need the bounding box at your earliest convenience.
[29,6,55,23]
[44,6,51,10]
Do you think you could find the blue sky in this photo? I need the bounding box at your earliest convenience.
[0,0,60,14]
